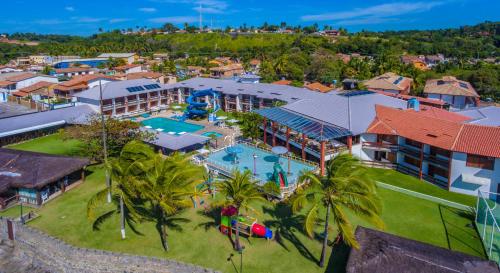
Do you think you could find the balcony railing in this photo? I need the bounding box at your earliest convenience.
[362,142,398,151]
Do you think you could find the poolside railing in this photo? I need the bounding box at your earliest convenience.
[238,140,319,168]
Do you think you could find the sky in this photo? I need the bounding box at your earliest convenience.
[1,0,499,36]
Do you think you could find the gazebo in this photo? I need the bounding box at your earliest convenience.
[256,107,352,175]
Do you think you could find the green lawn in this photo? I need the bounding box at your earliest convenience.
[7,134,487,273]
[0,205,34,218]
[366,168,477,207]
[8,134,83,156]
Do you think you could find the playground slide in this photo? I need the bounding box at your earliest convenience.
[181,89,218,120]
[251,223,273,239]
[273,162,288,188]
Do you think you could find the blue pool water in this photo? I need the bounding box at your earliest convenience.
[202,131,223,138]
[141,118,204,134]
[206,144,316,185]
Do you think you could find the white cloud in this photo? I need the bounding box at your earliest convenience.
[301,1,445,23]
[109,18,133,23]
[71,17,107,23]
[148,16,198,24]
[34,19,66,25]
[193,0,228,14]
[139,7,157,13]
[65,6,75,12]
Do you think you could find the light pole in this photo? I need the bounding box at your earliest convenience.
[239,246,245,273]
[253,153,258,176]
[99,80,111,203]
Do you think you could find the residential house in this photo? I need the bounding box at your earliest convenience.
[29,55,52,65]
[15,57,30,66]
[0,66,22,74]
[53,74,116,97]
[0,148,89,208]
[4,73,58,90]
[125,71,175,84]
[457,106,500,126]
[11,81,55,100]
[186,66,204,77]
[401,55,428,70]
[364,72,412,95]
[272,79,292,86]
[304,82,333,93]
[209,63,244,79]
[249,59,261,72]
[0,81,16,102]
[54,67,96,78]
[114,64,143,74]
[360,105,500,196]
[425,54,445,67]
[424,76,479,109]
[97,53,138,64]
[374,90,448,109]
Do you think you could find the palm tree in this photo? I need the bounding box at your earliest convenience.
[87,141,152,239]
[141,152,205,251]
[215,170,265,251]
[290,154,384,267]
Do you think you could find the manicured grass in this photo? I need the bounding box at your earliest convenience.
[8,134,83,156]
[366,168,477,207]
[0,205,34,218]
[26,165,485,273]
[9,135,486,273]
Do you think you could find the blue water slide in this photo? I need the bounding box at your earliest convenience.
[181,89,219,121]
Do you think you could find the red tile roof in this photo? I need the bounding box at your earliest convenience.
[304,82,333,93]
[5,73,36,82]
[115,64,141,71]
[367,105,462,150]
[18,81,54,93]
[126,71,163,80]
[367,105,500,157]
[0,80,14,87]
[453,125,500,158]
[272,80,292,85]
[413,106,471,123]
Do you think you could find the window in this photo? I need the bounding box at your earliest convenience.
[404,155,420,168]
[352,135,361,145]
[466,154,495,170]
[430,146,450,158]
[428,164,449,179]
[405,138,421,148]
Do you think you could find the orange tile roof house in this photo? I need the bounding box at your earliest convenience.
[364,72,412,95]
[11,81,55,98]
[209,63,244,79]
[424,76,479,110]
[114,64,143,74]
[361,105,500,196]
[272,79,292,86]
[53,74,116,97]
[304,82,333,93]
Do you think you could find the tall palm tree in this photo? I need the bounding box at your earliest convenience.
[215,170,265,251]
[87,141,152,239]
[141,152,205,251]
[290,154,384,267]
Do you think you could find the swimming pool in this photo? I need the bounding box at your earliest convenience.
[206,143,316,186]
[202,131,223,138]
[141,118,204,134]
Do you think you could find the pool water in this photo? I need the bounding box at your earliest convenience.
[206,143,316,185]
[141,118,204,134]
[202,131,223,138]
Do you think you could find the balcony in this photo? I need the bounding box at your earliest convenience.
[362,142,398,152]
[102,104,113,110]
[424,153,450,168]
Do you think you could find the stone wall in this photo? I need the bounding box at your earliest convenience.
[0,218,220,273]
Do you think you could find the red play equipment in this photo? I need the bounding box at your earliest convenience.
[219,206,273,239]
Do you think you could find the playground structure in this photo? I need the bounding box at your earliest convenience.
[272,162,288,188]
[180,89,220,121]
[220,206,273,240]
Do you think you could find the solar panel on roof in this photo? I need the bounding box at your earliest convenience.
[126,86,145,92]
[339,90,375,97]
[459,82,468,89]
[144,84,161,90]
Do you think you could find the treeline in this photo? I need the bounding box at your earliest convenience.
[0,22,498,100]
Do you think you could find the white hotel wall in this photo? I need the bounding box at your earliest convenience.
[352,133,377,160]
[15,76,59,90]
[449,152,500,197]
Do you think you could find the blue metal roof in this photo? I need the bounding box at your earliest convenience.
[256,107,352,141]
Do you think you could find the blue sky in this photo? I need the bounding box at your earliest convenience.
[1,0,498,36]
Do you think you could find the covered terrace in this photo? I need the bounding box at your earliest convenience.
[256,107,352,175]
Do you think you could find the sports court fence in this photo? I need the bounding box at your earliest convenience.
[476,191,500,265]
